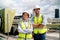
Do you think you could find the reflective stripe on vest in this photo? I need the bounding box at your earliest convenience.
[18,33,32,39]
[18,21,32,39]
[33,14,47,34]
[34,28,47,34]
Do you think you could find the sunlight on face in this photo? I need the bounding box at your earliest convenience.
[34,8,40,15]
[22,12,29,20]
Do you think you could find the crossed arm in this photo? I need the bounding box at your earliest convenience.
[32,15,47,28]
[32,24,44,28]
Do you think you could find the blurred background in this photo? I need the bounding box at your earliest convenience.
[0,0,60,40]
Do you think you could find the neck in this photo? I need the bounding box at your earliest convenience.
[35,13,39,16]
[36,14,39,16]
[23,19,28,21]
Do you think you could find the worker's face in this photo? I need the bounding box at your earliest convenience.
[34,8,40,15]
[23,13,29,20]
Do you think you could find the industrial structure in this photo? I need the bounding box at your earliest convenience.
[0,8,15,33]
[47,9,60,30]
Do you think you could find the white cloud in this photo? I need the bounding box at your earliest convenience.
[0,0,60,17]
[0,0,41,16]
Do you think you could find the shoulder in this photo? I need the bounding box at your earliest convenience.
[19,18,23,21]
[18,18,23,24]
[40,14,45,17]
[28,18,31,21]
[40,14,43,16]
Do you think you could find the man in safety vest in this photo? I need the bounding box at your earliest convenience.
[18,11,33,40]
[32,5,47,40]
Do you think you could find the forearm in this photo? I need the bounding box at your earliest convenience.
[28,29,33,33]
[24,26,33,33]
[23,29,33,33]
[32,24,39,28]
[18,25,27,33]
[18,29,27,33]
[39,24,45,28]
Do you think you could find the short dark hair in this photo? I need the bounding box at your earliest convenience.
[33,8,40,11]
[22,12,29,17]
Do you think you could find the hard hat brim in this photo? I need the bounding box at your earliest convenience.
[34,8,40,10]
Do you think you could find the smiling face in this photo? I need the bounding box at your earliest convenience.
[22,12,29,20]
[34,8,40,16]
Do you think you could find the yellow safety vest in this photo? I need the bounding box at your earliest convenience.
[34,14,43,24]
[33,14,47,34]
[18,21,32,40]
[21,21,31,29]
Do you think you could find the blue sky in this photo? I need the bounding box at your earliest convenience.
[0,0,60,18]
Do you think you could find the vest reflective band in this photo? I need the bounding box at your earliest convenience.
[18,33,32,39]
[34,28,47,34]
[18,21,32,39]
[33,14,47,34]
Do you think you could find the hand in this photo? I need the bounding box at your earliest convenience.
[39,24,44,28]
[24,29,32,33]
[32,24,39,28]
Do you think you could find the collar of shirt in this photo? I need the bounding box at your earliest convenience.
[22,19,29,22]
[22,19,29,28]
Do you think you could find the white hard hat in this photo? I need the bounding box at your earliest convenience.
[23,10,29,14]
[23,10,32,17]
[34,5,40,10]
[22,10,30,17]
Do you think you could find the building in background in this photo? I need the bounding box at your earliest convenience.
[47,9,60,30]
[55,9,59,18]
